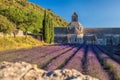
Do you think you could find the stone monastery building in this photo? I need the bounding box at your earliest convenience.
[54,12,120,45]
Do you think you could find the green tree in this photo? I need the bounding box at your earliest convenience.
[0,15,15,36]
[50,19,54,43]
[18,10,42,39]
[43,10,51,43]
[0,6,27,37]
[27,11,42,34]
[0,0,67,40]
[43,10,54,43]
[0,6,27,25]
[42,10,46,41]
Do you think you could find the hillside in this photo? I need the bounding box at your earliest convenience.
[0,0,68,35]
[0,36,46,51]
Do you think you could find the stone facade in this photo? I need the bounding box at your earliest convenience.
[0,29,24,37]
[54,13,120,45]
[104,34,120,45]
[83,34,97,44]
[67,12,84,44]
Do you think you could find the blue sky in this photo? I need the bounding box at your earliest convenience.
[29,0,120,28]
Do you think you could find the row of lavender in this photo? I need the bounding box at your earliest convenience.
[0,44,70,63]
[99,45,120,56]
[93,46,120,80]
[0,44,120,80]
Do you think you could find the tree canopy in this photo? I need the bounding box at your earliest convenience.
[0,0,68,35]
[0,15,15,35]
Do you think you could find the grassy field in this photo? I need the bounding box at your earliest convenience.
[0,36,46,51]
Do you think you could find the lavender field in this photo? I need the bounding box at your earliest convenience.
[0,44,120,80]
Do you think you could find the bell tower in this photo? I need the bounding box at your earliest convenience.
[67,12,84,43]
[72,12,78,22]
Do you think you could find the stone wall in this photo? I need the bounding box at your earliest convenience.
[0,30,24,37]
[54,27,67,43]
[0,62,99,80]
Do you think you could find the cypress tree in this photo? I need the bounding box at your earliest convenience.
[45,15,50,43]
[42,10,46,41]
[42,9,54,43]
[50,19,54,43]
[43,10,51,43]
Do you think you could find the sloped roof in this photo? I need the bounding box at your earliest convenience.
[54,27,120,38]
[84,28,120,38]
[54,27,67,34]
[84,28,120,34]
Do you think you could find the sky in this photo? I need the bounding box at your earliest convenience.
[29,0,120,28]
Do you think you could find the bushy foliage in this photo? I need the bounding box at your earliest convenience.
[0,0,68,36]
[0,15,15,35]
[0,6,27,24]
